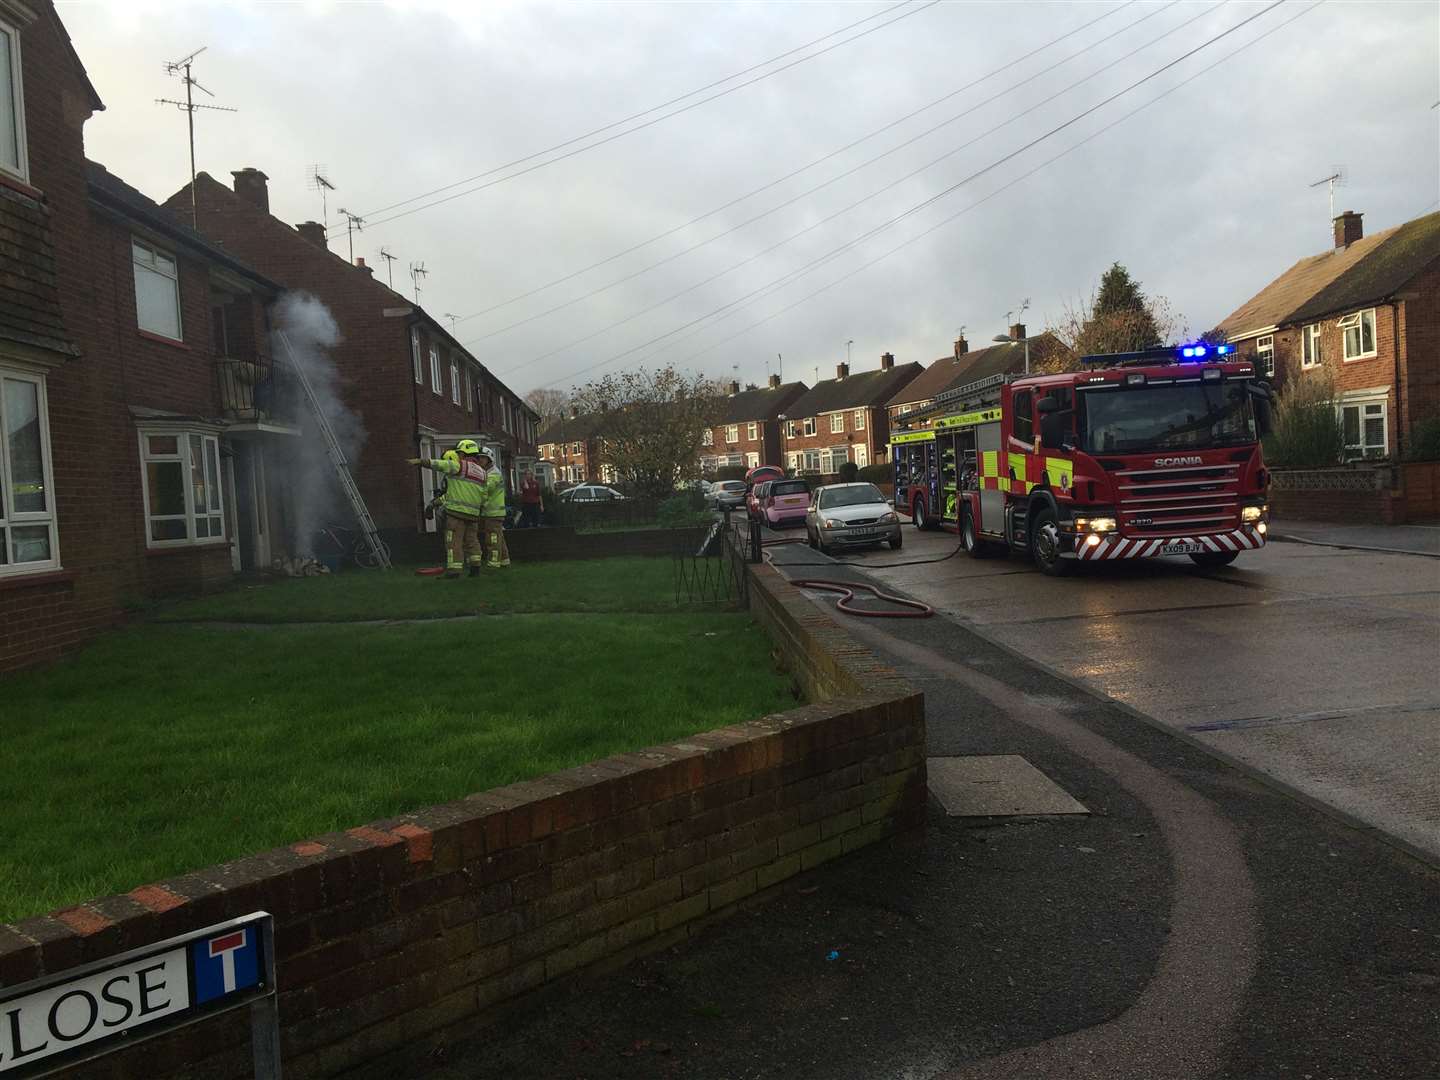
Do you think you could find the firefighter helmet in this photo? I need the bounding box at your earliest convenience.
[456,439,481,455]
[442,449,460,465]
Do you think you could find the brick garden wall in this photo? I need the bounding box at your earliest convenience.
[0,561,925,1079]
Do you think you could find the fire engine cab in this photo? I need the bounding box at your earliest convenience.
[892,344,1273,576]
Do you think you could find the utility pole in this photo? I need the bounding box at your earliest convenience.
[409,261,428,305]
[378,248,397,290]
[156,46,236,230]
[336,207,365,264]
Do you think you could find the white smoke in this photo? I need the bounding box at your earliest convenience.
[271,292,367,558]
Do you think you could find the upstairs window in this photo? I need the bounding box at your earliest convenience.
[464,369,473,411]
[133,239,182,341]
[786,421,797,438]
[747,421,758,440]
[411,329,423,384]
[0,19,27,182]
[854,409,866,430]
[449,361,461,405]
[1,369,59,576]
[429,346,442,394]
[1301,324,1322,370]
[1340,309,1376,361]
[803,417,816,437]
[725,425,738,443]
[830,414,844,433]
[1254,335,1275,378]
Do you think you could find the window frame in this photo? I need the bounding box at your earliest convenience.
[449,360,461,405]
[1340,308,1377,362]
[464,369,473,411]
[137,426,226,549]
[853,409,866,430]
[747,421,758,440]
[803,417,816,437]
[829,413,844,434]
[786,420,797,439]
[1011,389,1034,445]
[1339,397,1388,460]
[0,366,60,577]
[132,236,183,342]
[0,16,28,183]
[1301,324,1322,370]
[1254,335,1275,378]
[429,345,442,394]
[725,424,738,444]
[411,328,423,384]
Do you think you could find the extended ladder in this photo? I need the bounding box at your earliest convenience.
[275,330,392,569]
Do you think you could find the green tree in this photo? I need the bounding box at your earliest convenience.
[1049,263,1185,369]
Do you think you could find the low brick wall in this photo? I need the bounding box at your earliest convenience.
[1269,465,1405,524]
[0,561,924,1079]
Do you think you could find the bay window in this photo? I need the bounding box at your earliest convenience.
[139,429,225,546]
[0,369,58,575]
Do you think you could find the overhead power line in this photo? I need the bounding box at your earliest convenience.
[500,0,1221,371]
[331,0,941,237]
[529,0,1292,390]
[664,3,1331,373]
[466,0,1192,348]
[452,1,1136,326]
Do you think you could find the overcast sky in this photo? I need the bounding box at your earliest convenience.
[63,0,1439,396]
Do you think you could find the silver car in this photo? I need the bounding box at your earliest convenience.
[806,482,901,554]
[709,480,748,511]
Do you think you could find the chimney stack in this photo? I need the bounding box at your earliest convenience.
[296,221,328,249]
[836,362,849,380]
[1334,210,1363,249]
[728,380,740,395]
[231,168,269,213]
[880,351,895,371]
[354,256,372,276]
[768,374,781,389]
[1009,323,1027,342]
[954,336,968,358]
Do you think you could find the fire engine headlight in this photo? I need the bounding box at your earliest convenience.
[1257,521,1268,535]
[1087,517,1117,533]
[1241,505,1266,523]
[1085,534,1102,547]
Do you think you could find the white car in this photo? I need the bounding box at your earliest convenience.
[806,482,901,554]
[559,485,626,503]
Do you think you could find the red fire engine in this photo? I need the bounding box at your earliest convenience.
[891,344,1273,575]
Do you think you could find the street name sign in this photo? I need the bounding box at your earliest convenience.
[0,912,279,1079]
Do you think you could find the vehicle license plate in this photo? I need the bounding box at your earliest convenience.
[1160,541,1205,555]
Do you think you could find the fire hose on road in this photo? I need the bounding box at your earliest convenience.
[756,533,934,619]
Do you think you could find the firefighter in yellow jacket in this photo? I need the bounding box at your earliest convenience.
[406,440,487,577]
[474,447,511,567]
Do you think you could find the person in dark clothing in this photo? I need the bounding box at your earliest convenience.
[519,470,543,528]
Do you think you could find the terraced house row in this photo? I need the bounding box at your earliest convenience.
[0,0,534,671]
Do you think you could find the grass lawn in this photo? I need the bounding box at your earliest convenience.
[154,556,686,622]
[3,561,792,923]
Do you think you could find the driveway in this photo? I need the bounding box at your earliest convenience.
[763,519,1440,861]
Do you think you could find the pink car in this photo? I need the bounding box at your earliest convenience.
[762,478,812,528]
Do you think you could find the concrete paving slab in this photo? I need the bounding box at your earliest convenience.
[927,754,1089,817]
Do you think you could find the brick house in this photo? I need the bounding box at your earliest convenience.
[887,326,1065,433]
[537,410,606,484]
[165,169,539,557]
[1218,210,1440,461]
[887,336,973,429]
[0,0,305,671]
[700,375,808,475]
[781,353,923,473]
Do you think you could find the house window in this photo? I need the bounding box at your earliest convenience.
[830,414,844,434]
[1340,398,1387,459]
[854,409,866,430]
[449,362,461,405]
[803,417,816,437]
[725,425,738,443]
[746,452,759,469]
[572,442,582,455]
[786,421,797,439]
[465,369,473,411]
[800,449,822,473]
[899,404,912,415]
[0,369,58,575]
[854,444,868,468]
[1301,325,1322,370]
[787,452,799,470]
[132,238,182,341]
[822,446,849,473]
[429,346,442,394]
[747,421,758,440]
[411,328,423,384]
[1340,309,1377,361]
[1254,335,1274,378]
[0,19,28,181]
[138,429,224,546]
[702,428,714,446]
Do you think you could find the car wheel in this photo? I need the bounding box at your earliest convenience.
[912,498,927,531]
[1029,506,1074,577]
[1189,550,1239,568]
[807,526,818,549]
[889,531,903,551]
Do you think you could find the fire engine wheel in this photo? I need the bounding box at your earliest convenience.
[912,499,928,530]
[1189,550,1239,568]
[1029,508,1074,577]
[962,506,993,559]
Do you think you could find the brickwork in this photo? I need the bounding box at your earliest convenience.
[781,405,890,470]
[0,559,925,1079]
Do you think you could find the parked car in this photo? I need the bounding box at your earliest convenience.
[709,480,748,511]
[761,478,812,529]
[746,480,771,521]
[745,464,785,489]
[806,482,901,554]
[559,485,627,503]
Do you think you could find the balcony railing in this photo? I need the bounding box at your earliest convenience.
[216,356,302,427]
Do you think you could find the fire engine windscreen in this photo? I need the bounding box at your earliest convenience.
[1081,383,1256,455]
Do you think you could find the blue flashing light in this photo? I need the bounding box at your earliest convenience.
[1215,343,1234,355]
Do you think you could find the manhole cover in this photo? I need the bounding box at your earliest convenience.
[927,755,1089,818]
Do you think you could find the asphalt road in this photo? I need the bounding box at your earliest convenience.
[795,520,1440,862]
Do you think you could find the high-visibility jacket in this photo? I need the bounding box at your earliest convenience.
[430,456,487,518]
[480,468,506,519]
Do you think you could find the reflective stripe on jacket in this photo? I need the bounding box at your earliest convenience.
[431,457,487,518]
